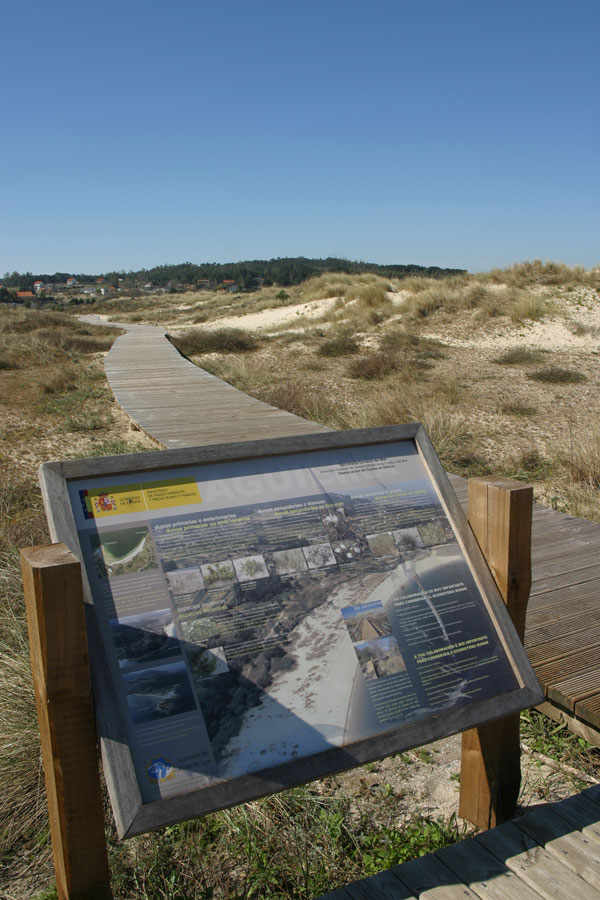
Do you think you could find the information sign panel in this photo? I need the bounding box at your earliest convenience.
[39,425,542,837]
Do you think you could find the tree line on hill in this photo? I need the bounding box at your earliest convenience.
[2,257,465,293]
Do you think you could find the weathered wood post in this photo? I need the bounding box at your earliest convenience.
[21,543,113,900]
[459,476,533,830]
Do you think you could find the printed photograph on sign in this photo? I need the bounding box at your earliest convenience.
[90,526,157,578]
[109,609,180,669]
[165,566,205,596]
[354,636,407,681]
[122,661,197,725]
[342,602,392,642]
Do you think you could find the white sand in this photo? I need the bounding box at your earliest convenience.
[202,297,340,332]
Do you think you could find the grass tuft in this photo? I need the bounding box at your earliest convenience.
[170,328,261,355]
[494,347,546,365]
[347,353,403,379]
[527,366,587,384]
[499,399,537,417]
[562,430,600,487]
[316,334,360,357]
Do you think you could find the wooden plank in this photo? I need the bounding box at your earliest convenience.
[546,672,600,711]
[549,789,600,845]
[313,887,354,900]
[475,821,600,900]
[576,693,600,730]
[525,608,600,645]
[21,544,113,900]
[514,805,600,889]
[531,563,600,596]
[532,553,600,580]
[435,838,546,900]
[527,630,600,666]
[459,478,533,830]
[526,594,600,629]
[390,853,482,900]
[533,647,600,686]
[344,868,416,899]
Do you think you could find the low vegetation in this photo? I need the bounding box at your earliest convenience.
[403,281,551,323]
[316,333,360,357]
[170,327,261,355]
[2,262,600,899]
[484,259,600,289]
[494,347,546,365]
[527,366,587,384]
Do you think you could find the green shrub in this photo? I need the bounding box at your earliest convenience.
[317,334,360,357]
[379,330,445,358]
[347,353,403,379]
[528,366,586,384]
[170,328,260,355]
[0,353,17,369]
[494,347,545,365]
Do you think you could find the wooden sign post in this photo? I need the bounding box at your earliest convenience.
[21,544,113,900]
[459,476,533,830]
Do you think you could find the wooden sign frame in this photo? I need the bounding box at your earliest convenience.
[39,424,542,838]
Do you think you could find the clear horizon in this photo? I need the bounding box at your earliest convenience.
[2,0,599,275]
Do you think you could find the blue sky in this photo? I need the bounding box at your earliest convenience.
[2,0,598,274]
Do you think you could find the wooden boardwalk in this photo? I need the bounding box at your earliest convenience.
[87,318,600,744]
[94,319,328,447]
[317,784,600,899]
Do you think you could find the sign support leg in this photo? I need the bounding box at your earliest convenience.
[459,476,533,830]
[21,543,113,900]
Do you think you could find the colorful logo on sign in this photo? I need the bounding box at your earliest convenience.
[146,757,175,783]
[79,478,201,519]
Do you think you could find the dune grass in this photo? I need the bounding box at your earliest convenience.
[402,281,550,323]
[316,333,360,357]
[494,347,546,365]
[528,366,586,384]
[485,259,600,289]
[169,327,261,355]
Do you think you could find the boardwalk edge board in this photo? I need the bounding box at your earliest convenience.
[39,424,542,838]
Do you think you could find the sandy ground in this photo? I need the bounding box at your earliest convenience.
[200,297,340,332]
[427,306,600,352]
[168,287,600,358]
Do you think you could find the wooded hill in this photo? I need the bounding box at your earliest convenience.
[3,257,465,291]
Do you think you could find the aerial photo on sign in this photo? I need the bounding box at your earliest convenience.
[69,441,519,804]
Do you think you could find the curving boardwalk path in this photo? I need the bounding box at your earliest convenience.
[82,316,328,448]
[83,315,600,746]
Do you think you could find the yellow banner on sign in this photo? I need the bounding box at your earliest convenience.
[81,478,201,519]
[143,478,201,510]
[83,484,147,518]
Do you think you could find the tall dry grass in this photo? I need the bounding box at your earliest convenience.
[402,281,550,323]
[169,327,261,356]
[484,260,600,289]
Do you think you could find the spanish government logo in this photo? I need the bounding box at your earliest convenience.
[146,757,175,783]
